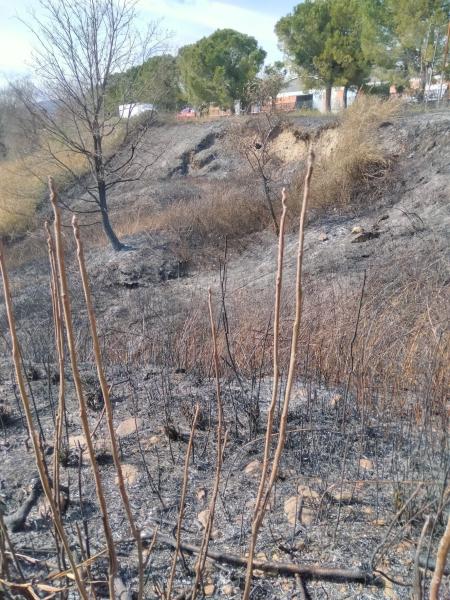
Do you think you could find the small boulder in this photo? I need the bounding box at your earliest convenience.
[116,464,139,485]
[359,458,374,471]
[330,393,343,408]
[143,435,161,449]
[244,460,263,476]
[116,417,143,438]
[222,584,235,595]
[297,485,320,501]
[327,483,362,503]
[284,496,315,526]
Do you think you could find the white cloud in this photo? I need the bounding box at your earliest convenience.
[138,0,282,61]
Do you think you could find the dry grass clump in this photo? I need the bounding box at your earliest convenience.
[0,145,88,236]
[0,122,126,237]
[292,96,402,211]
[0,157,43,236]
[113,183,271,261]
[134,256,447,419]
[151,182,271,246]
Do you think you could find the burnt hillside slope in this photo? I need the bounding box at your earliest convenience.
[0,106,448,600]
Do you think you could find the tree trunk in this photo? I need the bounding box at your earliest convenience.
[262,178,279,237]
[98,180,124,251]
[325,85,332,112]
[93,130,124,251]
[343,86,348,109]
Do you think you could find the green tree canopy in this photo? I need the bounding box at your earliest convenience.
[107,54,184,111]
[354,0,450,90]
[385,0,450,89]
[276,0,372,110]
[178,29,266,111]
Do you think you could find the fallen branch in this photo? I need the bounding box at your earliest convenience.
[141,528,384,587]
[4,477,70,533]
[4,479,42,533]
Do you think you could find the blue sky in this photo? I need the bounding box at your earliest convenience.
[0,0,299,82]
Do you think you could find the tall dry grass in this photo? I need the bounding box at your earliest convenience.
[0,156,44,236]
[115,97,402,253]
[158,186,269,238]
[0,144,88,236]
[291,96,402,211]
[110,253,448,420]
[0,122,126,237]
[116,181,272,253]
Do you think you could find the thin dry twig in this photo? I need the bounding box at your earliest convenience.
[243,147,315,599]
[245,186,288,587]
[44,222,66,516]
[48,178,118,599]
[413,515,432,600]
[0,239,88,600]
[167,404,200,598]
[191,290,225,600]
[430,511,450,600]
[72,215,144,600]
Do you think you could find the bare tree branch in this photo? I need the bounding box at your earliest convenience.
[15,0,167,250]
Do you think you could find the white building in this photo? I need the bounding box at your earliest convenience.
[118,103,155,118]
[275,78,357,113]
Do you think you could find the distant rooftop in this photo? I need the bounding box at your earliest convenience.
[281,77,303,94]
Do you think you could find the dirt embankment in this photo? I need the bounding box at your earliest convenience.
[8,108,448,330]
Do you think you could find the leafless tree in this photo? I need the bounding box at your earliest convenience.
[15,0,165,250]
[246,63,286,113]
[230,114,282,236]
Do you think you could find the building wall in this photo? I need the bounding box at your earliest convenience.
[208,105,232,117]
[274,87,357,113]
